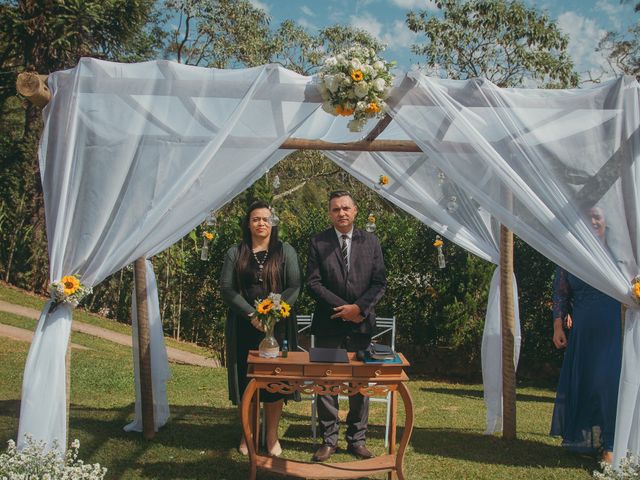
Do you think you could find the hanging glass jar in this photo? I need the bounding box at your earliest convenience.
[365,213,377,232]
[434,235,446,269]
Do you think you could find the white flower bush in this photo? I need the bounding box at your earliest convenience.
[318,45,395,132]
[0,436,107,480]
[594,453,640,479]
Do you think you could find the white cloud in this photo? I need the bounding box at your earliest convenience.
[248,0,270,14]
[390,0,438,10]
[300,5,315,17]
[556,11,610,78]
[382,20,418,49]
[297,17,319,32]
[350,12,384,39]
[595,0,625,28]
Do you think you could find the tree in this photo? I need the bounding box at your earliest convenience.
[162,0,272,67]
[598,24,640,77]
[407,0,579,87]
[0,0,160,289]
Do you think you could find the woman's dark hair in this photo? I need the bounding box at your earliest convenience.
[235,201,283,295]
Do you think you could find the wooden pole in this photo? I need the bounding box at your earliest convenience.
[500,224,517,439]
[16,72,50,107]
[134,257,155,440]
[65,339,71,446]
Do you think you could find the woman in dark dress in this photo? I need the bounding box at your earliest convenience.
[220,201,300,457]
[550,207,622,463]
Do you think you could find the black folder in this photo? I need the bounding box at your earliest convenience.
[309,347,349,363]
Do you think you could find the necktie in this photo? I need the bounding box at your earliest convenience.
[341,234,349,271]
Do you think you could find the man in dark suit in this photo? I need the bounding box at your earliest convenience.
[306,190,386,462]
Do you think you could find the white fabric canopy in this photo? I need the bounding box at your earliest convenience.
[324,149,521,433]
[20,58,640,464]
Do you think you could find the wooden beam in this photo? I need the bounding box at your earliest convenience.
[16,72,50,107]
[280,138,421,152]
[134,257,155,440]
[500,223,517,440]
[364,114,393,142]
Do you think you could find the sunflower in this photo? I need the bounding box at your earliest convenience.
[366,102,380,114]
[368,214,376,224]
[336,104,354,117]
[257,299,273,315]
[634,281,640,300]
[378,175,389,185]
[62,275,80,296]
[351,70,364,82]
[279,302,291,318]
[433,239,443,248]
[203,231,214,241]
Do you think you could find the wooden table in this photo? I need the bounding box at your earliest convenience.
[241,350,413,480]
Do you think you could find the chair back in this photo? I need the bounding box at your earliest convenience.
[372,316,396,350]
[296,314,314,352]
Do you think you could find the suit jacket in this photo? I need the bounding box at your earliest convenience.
[306,227,386,336]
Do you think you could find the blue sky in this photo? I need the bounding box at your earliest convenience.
[250,0,636,82]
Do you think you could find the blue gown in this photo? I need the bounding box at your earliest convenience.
[550,267,622,452]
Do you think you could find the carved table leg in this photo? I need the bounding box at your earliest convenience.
[241,379,258,480]
[395,383,414,480]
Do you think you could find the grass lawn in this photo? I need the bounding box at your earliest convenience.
[0,281,212,357]
[0,329,599,479]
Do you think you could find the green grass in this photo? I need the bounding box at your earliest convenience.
[0,287,598,479]
[0,282,212,357]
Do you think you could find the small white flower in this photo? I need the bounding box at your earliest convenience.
[350,58,362,71]
[324,56,337,67]
[373,60,384,70]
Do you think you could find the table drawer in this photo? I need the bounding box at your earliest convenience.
[252,364,303,376]
[303,365,352,378]
[352,365,404,378]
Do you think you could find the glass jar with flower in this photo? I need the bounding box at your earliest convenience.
[254,293,291,358]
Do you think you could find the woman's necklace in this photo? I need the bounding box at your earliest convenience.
[252,249,269,283]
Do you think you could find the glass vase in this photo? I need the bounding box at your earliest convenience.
[258,320,279,358]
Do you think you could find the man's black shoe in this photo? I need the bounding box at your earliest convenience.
[312,444,336,462]
[347,444,375,459]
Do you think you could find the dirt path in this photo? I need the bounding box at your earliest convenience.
[0,300,220,368]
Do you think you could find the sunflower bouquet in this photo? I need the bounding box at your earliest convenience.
[632,276,640,303]
[254,293,291,358]
[49,274,92,311]
[318,45,395,132]
[255,292,291,331]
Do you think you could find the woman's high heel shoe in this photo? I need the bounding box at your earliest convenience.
[238,439,249,456]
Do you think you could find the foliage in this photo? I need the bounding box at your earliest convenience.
[0,436,106,479]
[162,0,272,67]
[598,23,640,77]
[270,22,387,75]
[407,0,579,87]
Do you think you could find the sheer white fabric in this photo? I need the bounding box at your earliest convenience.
[20,58,320,452]
[124,259,170,433]
[387,73,640,462]
[324,150,521,433]
[23,57,640,463]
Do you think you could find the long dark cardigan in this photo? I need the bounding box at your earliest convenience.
[221,241,301,406]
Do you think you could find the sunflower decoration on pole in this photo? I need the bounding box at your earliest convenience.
[49,274,92,312]
[318,45,395,132]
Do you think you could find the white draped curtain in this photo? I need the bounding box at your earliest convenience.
[19,58,319,451]
[387,73,640,463]
[20,57,640,465]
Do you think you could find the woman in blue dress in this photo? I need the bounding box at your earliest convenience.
[550,207,622,463]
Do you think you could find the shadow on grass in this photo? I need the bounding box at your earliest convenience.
[420,386,555,404]
[410,426,596,471]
